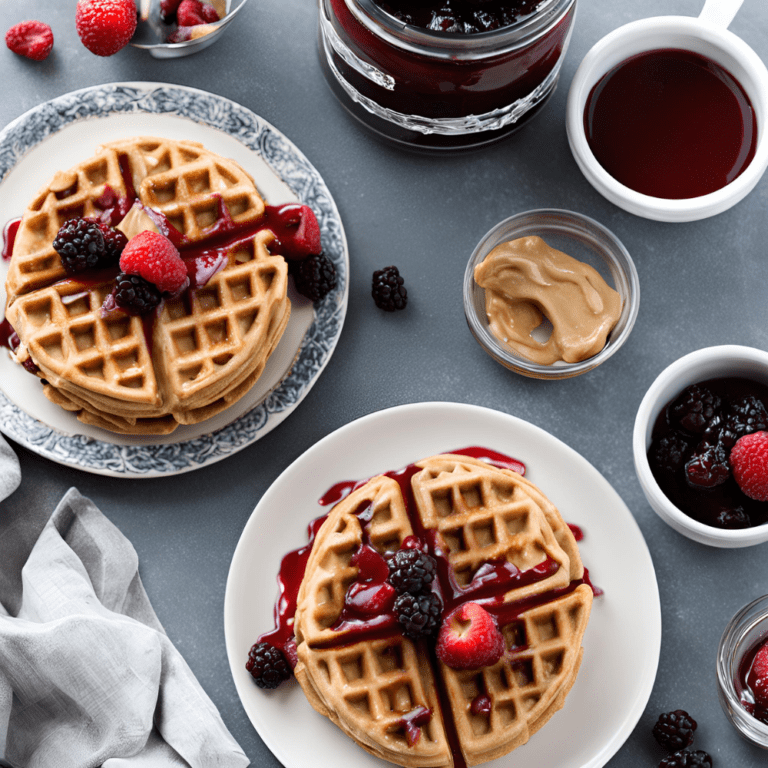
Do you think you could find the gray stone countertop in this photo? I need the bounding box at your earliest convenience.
[1,0,768,765]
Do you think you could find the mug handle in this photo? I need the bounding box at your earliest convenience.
[699,0,744,28]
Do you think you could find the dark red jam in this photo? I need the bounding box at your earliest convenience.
[376,0,540,33]
[2,218,20,261]
[585,49,757,199]
[324,0,575,136]
[648,377,768,529]
[736,635,768,724]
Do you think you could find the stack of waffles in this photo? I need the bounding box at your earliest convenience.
[3,137,291,434]
[294,454,592,767]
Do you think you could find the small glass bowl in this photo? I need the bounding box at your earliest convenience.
[463,209,639,379]
[131,0,250,58]
[717,595,768,748]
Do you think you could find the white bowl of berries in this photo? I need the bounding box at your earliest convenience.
[633,345,768,548]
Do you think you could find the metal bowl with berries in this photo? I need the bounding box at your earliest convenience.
[633,345,768,547]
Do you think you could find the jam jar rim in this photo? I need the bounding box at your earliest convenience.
[340,0,577,60]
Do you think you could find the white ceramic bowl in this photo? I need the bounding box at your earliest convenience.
[633,345,768,548]
[566,0,768,222]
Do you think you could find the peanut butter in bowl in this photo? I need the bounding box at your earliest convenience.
[474,235,622,366]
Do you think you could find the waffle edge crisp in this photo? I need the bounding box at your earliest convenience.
[3,137,293,434]
[294,454,593,768]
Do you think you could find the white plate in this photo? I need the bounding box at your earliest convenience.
[0,82,348,477]
[225,402,661,768]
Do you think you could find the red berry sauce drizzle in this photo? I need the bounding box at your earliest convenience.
[736,636,768,724]
[2,218,20,261]
[255,446,600,759]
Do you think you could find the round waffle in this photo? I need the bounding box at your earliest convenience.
[3,137,292,434]
[293,455,593,768]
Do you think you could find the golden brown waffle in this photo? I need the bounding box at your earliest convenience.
[293,455,592,768]
[4,138,291,435]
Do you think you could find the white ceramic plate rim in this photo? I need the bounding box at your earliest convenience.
[0,82,349,477]
[224,402,661,768]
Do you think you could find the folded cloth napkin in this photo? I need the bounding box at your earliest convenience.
[0,435,249,768]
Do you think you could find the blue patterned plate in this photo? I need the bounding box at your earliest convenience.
[0,82,348,477]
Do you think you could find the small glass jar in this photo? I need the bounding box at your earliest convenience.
[717,595,768,748]
[318,0,578,149]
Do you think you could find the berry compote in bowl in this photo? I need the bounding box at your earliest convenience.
[318,0,578,149]
[718,595,768,748]
[633,345,768,548]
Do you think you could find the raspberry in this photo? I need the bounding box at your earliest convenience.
[669,385,720,435]
[388,549,437,595]
[53,218,107,274]
[394,592,442,639]
[113,273,162,315]
[731,431,768,501]
[658,751,712,768]
[652,710,697,752]
[160,0,183,22]
[747,641,768,708]
[650,433,692,474]
[177,0,219,26]
[685,441,730,488]
[76,0,137,57]
[436,602,505,670]
[119,231,188,294]
[246,642,292,690]
[5,20,54,61]
[372,265,407,311]
[291,252,337,302]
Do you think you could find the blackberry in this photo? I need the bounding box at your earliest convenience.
[685,442,730,488]
[726,395,768,439]
[372,265,407,312]
[701,415,739,452]
[53,218,106,274]
[246,642,292,689]
[100,224,129,265]
[669,385,720,435]
[291,252,337,302]
[113,273,162,315]
[715,505,751,529]
[652,709,697,752]
[394,592,442,639]
[388,549,437,595]
[658,750,712,768]
[650,433,692,474]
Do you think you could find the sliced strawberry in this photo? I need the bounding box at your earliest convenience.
[436,602,504,670]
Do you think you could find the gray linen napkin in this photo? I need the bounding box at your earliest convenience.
[0,435,249,768]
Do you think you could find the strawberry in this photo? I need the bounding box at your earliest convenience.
[5,21,54,61]
[748,641,768,708]
[731,431,768,501]
[436,602,504,670]
[76,0,137,57]
[119,231,188,294]
[271,204,322,261]
[177,0,220,27]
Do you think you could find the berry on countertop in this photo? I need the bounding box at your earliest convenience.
[652,709,697,752]
[436,602,505,670]
[394,592,442,639]
[669,385,720,435]
[658,750,712,768]
[246,641,292,690]
[388,549,437,595]
[685,441,730,488]
[119,231,188,294]
[731,431,768,501]
[291,252,337,302]
[176,0,220,26]
[5,20,54,61]
[372,265,407,312]
[53,218,106,274]
[747,640,768,708]
[76,0,137,57]
[113,273,162,315]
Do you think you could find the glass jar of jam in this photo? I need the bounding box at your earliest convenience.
[318,0,578,149]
